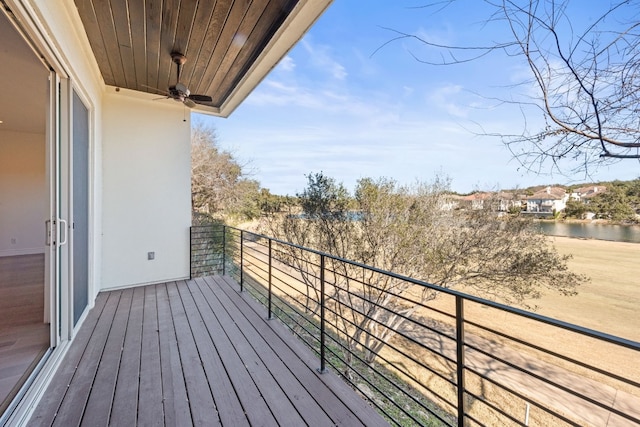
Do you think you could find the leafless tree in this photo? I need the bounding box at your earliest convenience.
[191,122,260,221]
[380,0,640,174]
[262,173,585,365]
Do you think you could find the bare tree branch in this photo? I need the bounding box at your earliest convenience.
[384,0,640,173]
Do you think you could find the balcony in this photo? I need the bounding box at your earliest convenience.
[192,225,640,426]
[29,275,388,426]
[29,225,640,426]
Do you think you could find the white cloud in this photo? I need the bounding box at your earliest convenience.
[402,86,414,97]
[247,76,392,124]
[301,39,348,80]
[428,83,469,118]
[277,55,296,72]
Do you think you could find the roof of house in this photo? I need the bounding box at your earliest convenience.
[527,186,567,200]
[461,192,493,201]
[574,185,607,199]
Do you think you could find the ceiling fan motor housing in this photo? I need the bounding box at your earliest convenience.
[166,52,211,107]
[169,82,190,101]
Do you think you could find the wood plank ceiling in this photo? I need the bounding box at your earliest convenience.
[74,0,299,113]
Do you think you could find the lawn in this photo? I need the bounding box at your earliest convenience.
[532,236,640,342]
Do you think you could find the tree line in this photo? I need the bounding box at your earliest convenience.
[191,122,294,223]
[564,180,640,222]
[261,172,584,365]
[191,122,640,225]
[191,123,588,364]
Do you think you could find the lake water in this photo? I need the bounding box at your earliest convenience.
[537,222,640,243]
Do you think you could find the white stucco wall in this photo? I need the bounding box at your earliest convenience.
[101,89,191,289]
[0,131,46,256]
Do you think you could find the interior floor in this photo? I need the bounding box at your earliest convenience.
[0,254,50,414]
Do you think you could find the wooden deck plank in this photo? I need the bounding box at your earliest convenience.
[165,281,220,426]
[137,285,164,425]
[192,277,326,427]
[207,276,371,427]
[28,292,109,426]
[187,278,302,426]
[156,282,192,427]
[51,292,122,427]
[30,276,389,427]
[81,288,133,426]
[174,280,254,426]
[211,275,389,427]
[109,286,144,426]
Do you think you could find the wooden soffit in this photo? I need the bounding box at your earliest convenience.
[73,0,332,116]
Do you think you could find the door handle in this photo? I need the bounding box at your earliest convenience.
[45,219,52,246]
[59,219,68,246]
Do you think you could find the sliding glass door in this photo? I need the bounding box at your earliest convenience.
[72,90,89,327]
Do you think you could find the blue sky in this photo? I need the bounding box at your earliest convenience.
[196,1,640,196]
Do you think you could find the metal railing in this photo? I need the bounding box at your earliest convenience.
[190,225,640,427]
[190,225,226,278]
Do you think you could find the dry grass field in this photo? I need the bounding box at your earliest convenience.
[532,236,640,342]
[386,236,640,425]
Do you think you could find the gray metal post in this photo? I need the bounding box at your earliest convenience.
[319,254,326,373]
[221,225,226,276]
[240,230,244,291]
[268,238,272,319]
[456,295,466,427]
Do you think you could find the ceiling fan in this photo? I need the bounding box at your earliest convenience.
[167,52,212,108]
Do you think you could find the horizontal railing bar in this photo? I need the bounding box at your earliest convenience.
[326,266,455,322]
[463,365,583,426]
[244,277,323,341]
[245,265,455,424]
[190,254,224,260]
[329,336,454,416]
[320,301,458,388]
[462,390,528,427]
[199,226,640,426]
[255,260,324,296]
[465,318,640,389]
[318,329,451,426]
[321,294,458,370]
[246,262,460,412]
[322,280,458,353]
[228,226,639,351]
[464,342,638,422]
[271,252,323,275]
[270,279,320,315]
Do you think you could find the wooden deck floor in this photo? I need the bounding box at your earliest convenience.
[30,275,388,426]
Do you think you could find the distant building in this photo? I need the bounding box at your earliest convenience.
[460,192,492,210]
[571,185,607,203]
[525,186,568,214]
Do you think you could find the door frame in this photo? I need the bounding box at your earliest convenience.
[0,1,96,424]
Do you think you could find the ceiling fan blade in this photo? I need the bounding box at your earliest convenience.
[183,98,197,108]
[141,84,168,95]
[188,94,212,103]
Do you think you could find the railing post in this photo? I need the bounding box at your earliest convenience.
[239,230,244,292]
[221,225,226,276]
[318,254,326,373]
[456,295,466,427]
[189,226,193,279]
[268,238,272,319]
